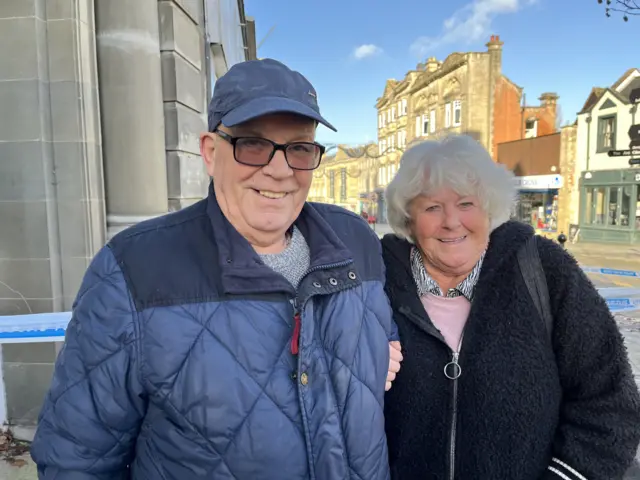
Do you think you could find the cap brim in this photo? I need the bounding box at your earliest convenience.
[221,96,337,132]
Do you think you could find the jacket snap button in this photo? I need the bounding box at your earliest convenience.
[313,281,321,288]
[300,372,308,385]
[348,271,356,280]
[329,278,338,286]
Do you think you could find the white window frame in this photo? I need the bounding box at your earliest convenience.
[445,103,452,128]
[381,139,387,154]
[422,114,430,135]
[401,98,407,116]
[430,110,436,133]
[415,116,421,137]
[391,106,396,122]
[453,100,462,127]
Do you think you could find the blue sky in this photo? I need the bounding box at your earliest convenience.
[243,0,639,146]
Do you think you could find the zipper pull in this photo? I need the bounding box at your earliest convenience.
[291,313,301,355]
[444,352,462,380]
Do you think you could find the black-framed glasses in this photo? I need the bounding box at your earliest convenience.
[214,129,325,171]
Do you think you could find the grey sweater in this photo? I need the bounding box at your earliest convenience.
[258,226,310,289]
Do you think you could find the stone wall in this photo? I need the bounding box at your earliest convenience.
[0,0,105,427]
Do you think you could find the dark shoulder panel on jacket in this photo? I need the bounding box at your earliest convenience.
[107,199,222,311]
[308,202,384,282]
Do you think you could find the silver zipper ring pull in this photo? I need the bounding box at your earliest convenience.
[444,361,462,380]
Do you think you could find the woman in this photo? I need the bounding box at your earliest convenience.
[382,134,640,480]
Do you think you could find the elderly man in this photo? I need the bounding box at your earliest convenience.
[30,58,400,479]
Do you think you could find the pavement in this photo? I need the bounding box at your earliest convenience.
[1,228,639,478]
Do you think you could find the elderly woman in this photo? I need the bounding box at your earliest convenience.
[382,134,640,480]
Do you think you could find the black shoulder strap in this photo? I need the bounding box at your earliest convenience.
[517,235,554,344]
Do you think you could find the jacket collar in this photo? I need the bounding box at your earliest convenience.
[206,183,353,295]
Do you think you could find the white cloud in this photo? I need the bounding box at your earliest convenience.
[353,44,383,60]
[410,0,536,57]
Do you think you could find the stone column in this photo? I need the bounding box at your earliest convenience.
[96,0,168,237]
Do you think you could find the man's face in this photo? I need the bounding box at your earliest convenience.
[200,113,317,252]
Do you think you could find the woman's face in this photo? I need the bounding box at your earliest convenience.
[409,188,490,277]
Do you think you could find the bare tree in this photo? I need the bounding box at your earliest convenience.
[598,0,639,21]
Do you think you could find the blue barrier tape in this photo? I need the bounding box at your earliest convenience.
[582,266,640,277]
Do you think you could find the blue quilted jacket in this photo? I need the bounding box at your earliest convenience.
[31,188,397,479]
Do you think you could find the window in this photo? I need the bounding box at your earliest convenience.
[422,114,430,135]
[340,168,347,202]
[389,135,395,151]
[453,100,462,126]
[380,139,387,154]
[621,187,630,227]
[386,109,391,123]
[391,106,396,122]
[445,103,452,128]
[608,187,619,226]
[401,98,408,116]
[584,188,593,224]
[398,130,406,149]
[593,187,606,224]
[378,114,382,128]
[525,119,538,138]
[430,110,436,133]
[378,140,383,155]
[416,116,421,137]
[597,115,616,152]
[329,170,335,199]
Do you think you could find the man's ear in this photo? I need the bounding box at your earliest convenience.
[200,132,216,177]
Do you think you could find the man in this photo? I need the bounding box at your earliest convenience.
[31,58,401,479]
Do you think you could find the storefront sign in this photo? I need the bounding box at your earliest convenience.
[513,175,563,191]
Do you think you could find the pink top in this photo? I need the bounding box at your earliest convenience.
[420,293,471,352]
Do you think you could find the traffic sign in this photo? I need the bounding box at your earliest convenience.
[630,124,640,148]
[631,88,640,104]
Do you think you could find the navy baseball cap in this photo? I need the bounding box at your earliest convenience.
[207,58,337,132]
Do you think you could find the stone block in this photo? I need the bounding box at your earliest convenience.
[0,141,48,202]
[2,343,57,364]
[61,255,90,299]
[0,0,38,19]
[166,150,208,200]
[45,0,73,20]
[3,361,55,425]
[161,51,203,112]
[56,200,91,258]
[49,80,82,142]
[0,202,52,259]
[164,102,206,155]
[0,298,55,316]
[173,0,201,25]
[0,258,53,300]
[53,141,105,201]
[47,19,77,82]
[0,17,38,80]
[158,1,202,70]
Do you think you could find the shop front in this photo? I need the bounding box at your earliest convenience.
[512,174,563,237]
[579,168,638,244]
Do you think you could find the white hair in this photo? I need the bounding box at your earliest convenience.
[386,134,516,242]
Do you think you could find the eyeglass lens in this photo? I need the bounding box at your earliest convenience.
[235,138,321,170]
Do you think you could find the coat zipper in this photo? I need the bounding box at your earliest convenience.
[290,259,353,356]
[445,332,465,480]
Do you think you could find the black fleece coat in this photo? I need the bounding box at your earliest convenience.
[382,221,640,480]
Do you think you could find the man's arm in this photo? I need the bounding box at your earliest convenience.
[31,246,147,479]
[539,240,640,480]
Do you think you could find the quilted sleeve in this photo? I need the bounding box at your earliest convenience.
[31,246,147,479]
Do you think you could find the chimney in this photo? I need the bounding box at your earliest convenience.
[425,57,439,73]
[539,92,559,107]
[486,34,503,77]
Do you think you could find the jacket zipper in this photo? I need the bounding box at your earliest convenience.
[290,259,353,356]
[446,333,464,480]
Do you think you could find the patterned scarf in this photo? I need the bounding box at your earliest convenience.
[410,246,485,301]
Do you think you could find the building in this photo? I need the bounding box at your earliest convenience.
[574,68,640,243]
[372,35,558,218]
[309,145,374,214]
[0,0,256,432]
[497,133,562,236]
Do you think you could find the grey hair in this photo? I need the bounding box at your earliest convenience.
[386,134,516,242]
